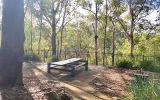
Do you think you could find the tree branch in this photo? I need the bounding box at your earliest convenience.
[55,0,61,13]
[82,7,95,15]
[118,18,130,39]
[43,15,52,27]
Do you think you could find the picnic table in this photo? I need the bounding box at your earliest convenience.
[47,58,88,76]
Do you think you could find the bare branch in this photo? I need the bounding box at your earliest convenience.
[135,10,155,24]
[134,0,147,18]
[43,15,52,27]
[55,0,61,13]
[118,18,130,38]
[56,2,63,25]
[82,7,95,15]
[57,18,73,33]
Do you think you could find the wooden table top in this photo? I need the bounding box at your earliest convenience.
[50,58,82,66]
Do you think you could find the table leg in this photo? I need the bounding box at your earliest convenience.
[71,67,75,76]
[47,63,51,73]
[85,60,88,71]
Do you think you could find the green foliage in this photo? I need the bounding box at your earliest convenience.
[50,55,59,62]
[24,53,41,62]
[131,64,141,70]
[139,60,160,73]
[116,59,133,69]
[130,80,160,100]
[23,0,160,67]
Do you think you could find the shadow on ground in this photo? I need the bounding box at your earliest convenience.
[0,64,41,100]
[0,86,34,100]
[30,62,113,100]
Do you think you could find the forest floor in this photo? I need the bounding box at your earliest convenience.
[0,62,72,100]
[1,62,160,100]
[25,62,137,100]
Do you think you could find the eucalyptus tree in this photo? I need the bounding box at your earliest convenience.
[103,0,108,66]
[59,0,78,58]
[110,0,160,58]
[30,0,33,52]
[32,0,77,58]
[77,0,103,65]
[0,0,24,86]
[32,0,62,57]
[24,0,37,52]
[98,0,109,66]
[32,0,43,54]
[58,0,69,58]
[94,1,109,65]
[38,0,43,54]
[98,0,121,65]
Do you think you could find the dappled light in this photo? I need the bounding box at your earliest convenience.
[0,0,160,99]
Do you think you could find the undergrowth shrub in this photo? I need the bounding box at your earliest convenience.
[130,80,160,100]
[50,55,59,62]
[24,53,41,62]
[116,59,133,69]
[140,60,160,73]
[131,64,141,70]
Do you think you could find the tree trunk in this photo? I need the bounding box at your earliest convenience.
[103,0,108,66]
[59,0,68,58]
[111,19,116,66]
[38,0,43,55]
[95,2,98,65]
[30,10,33,52]
[112,30,115,66]
[95,36,98,65]
[130,16,134,59]
[130,35,134,58]
[103,29,107,66]
[0,0,24,86]
[51,7,57,56]
[38,26,42,55]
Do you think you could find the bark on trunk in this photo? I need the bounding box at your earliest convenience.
[95,36,98,65]
[111,20,116,66]
[38,0,43,55]
[30,10,33,52]
[103,29,107,66]
[38,28,42,55]
[112,30,115,66]
[51,9,57,56]
[50,0,61,58]
[103,0,108,66]
[0,0,24,86]
[38,25,42,55]
[130,16,134,59]
[59,0,68,58]
[95,2,98,65]
[130,36,134,58]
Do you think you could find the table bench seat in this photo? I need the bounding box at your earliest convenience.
[47,58,88,76]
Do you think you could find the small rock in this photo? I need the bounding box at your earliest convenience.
[95,82,103,87]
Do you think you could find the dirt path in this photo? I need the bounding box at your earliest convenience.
[25,62,115,100]
[23,62,160,100]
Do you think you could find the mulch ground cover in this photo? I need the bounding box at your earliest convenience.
[90,68,137,98]
[0,66,72,100]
